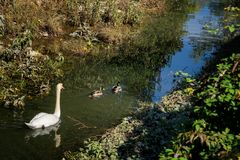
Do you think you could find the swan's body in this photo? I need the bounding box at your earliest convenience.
[89,87,104,98]
[25,113,59,129]
[112,82,122,93]
[25,83,64,129]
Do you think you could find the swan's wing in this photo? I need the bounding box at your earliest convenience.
[29,112,48,123]
[27,114,59,129]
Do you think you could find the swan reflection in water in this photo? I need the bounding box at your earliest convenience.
[25,122,61,148]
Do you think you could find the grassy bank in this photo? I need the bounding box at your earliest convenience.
[0,0,196,55]
[0,0,167,40]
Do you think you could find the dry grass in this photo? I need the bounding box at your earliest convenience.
[61,39,89,55]
[1,0,167,39]
[2,0,67,36]
[140,0,166,14]
[96,26,124,44]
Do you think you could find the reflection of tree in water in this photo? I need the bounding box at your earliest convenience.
[190,0,240,61]
[189,31,221,61]
[111,10,194,101]
[188,1,224,61]
[63,2,197,101]
[208,1,225,17]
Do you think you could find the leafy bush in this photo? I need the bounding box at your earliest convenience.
[223,6,240,38]
[0,30,64,109]
[159,53,240,159]
[160,127,240,160]
[194,54,240,132]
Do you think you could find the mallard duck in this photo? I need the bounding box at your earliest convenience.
[112,82,122,93]
[89,87,104,98]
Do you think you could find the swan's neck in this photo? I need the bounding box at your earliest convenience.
[54,88,61,118]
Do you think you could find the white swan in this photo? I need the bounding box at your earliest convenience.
[25,83,64,129]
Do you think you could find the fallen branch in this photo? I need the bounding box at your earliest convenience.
[232,60,239,73]
[67,115,96,129]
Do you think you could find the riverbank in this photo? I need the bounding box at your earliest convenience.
[0,0,169,53]
[64,49,240,159]
[64,89,193,159]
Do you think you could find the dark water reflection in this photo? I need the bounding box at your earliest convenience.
[0,1,225,159]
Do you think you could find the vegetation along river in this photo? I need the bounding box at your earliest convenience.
[0,1,227,159]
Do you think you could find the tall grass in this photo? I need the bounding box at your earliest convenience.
[0,0,165,37]
[2,0,67,36]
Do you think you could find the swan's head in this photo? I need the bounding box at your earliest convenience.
[57,83,64,91]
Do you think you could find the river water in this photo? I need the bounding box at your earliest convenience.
[0,1,225,159]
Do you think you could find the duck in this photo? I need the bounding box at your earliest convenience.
[89,87,104,98]
[25,83,64,129]
[112,82,122,93]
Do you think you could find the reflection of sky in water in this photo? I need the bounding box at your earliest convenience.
[152,3,223,102]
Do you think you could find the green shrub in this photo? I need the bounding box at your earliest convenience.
[194,54,240,132]
[159,53,240,159]
[0,30,64,109]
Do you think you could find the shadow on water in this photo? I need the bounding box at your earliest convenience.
[197,35,240,80]
[116,106,193,159]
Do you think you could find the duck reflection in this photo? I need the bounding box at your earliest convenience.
[25,122,61,148]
